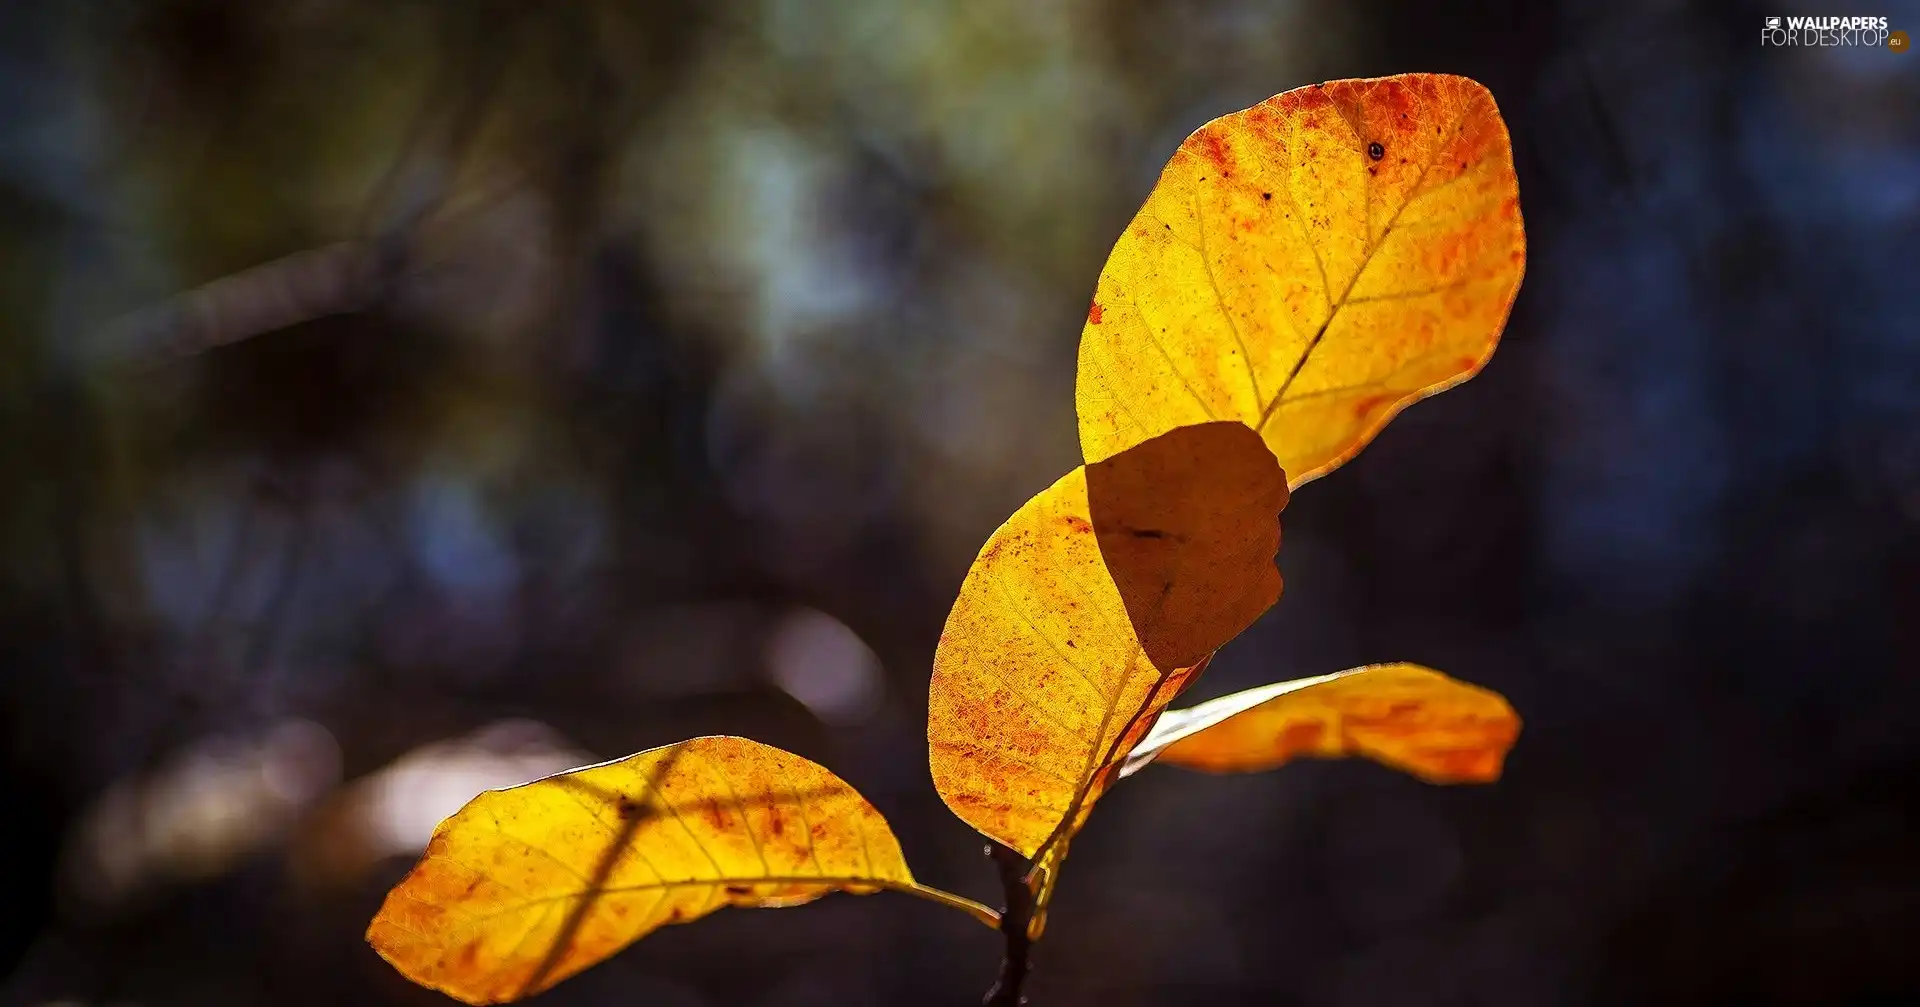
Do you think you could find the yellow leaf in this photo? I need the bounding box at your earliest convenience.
[1077,73,1525,486]
[928,421,1286,865]
[366,736,995,1004]
[1127,663,1520,783]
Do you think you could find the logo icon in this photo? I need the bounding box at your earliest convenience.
[1765,16,1781,28]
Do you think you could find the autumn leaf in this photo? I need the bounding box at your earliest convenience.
[1077,73,1525,486]
[928,422,1285,907]
[366,736,995,1004]
[1121,663,1520,783]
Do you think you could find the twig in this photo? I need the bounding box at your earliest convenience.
[982,843,1035,1006]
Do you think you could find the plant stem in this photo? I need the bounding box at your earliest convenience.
[982,843,1035,1006]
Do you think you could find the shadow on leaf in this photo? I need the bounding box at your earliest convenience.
[1087,420,1288,671]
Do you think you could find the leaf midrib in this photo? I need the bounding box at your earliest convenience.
[387,874,989,936]
[1254,96,1475,429]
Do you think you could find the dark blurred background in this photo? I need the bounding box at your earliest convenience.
[2,1,1917,1004]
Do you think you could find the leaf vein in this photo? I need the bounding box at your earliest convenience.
[1258,97,1473,424]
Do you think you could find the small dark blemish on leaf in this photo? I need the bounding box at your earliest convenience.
[1261,192,1271,200]
[1368,142,1385,160]
[725,884,752,896]
[617,797,644,820]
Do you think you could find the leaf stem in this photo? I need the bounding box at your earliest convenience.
[895,881,1002,930]
[983,843,1036,1006]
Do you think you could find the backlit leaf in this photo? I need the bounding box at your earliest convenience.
[1123,663,1520,783]
[366,736,994,1004]
[1077,73,1525,486]
[928,422,1286,868]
